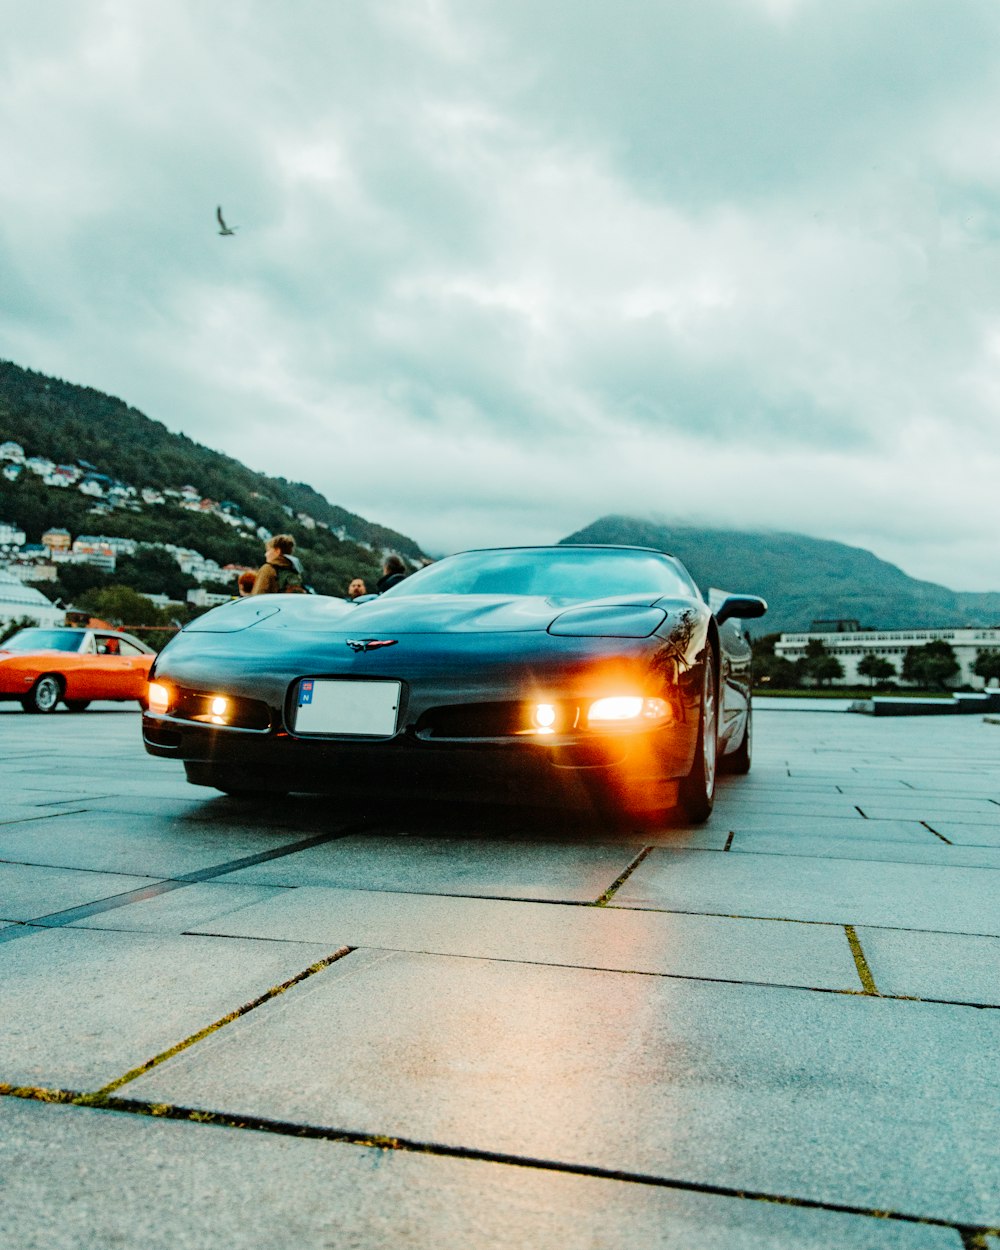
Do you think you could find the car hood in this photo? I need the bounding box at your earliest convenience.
[186,592,666,636]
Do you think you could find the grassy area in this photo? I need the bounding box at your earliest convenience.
[755,688,955,699]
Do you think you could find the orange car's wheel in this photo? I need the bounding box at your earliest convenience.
[65,700,91,713]
[22,674,63,714]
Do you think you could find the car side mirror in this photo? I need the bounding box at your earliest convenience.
[715,595,767,626]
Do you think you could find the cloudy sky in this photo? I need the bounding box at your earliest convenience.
[3,1,1000,590]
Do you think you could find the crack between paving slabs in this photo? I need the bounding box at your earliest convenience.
[921,821,954,845]
[844,926,879,995]
[593,846,651,906]
[0,824,366,945]
[77,945,356,1102]
[0,1081,992,1242]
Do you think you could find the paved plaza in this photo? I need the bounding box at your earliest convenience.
[1,701,998,1248]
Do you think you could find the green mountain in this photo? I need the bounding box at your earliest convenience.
[560,516,1000,635]
[0,360,425,598]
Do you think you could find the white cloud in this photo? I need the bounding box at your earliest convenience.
[2,0,1000,592]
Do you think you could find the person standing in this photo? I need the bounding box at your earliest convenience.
[346,577,368,599]
[376,554,407,593]
[251,534,307,594]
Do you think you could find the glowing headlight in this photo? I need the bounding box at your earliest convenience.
[210,697,228,717]
[147,682,171,715]
[533,703,557,728]
[588,696,671,726]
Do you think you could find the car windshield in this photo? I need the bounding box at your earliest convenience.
[384,548,696,602]
[2,629,84,653]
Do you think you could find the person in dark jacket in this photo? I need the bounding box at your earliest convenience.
[251,534,306,594]
[376,554,407,593]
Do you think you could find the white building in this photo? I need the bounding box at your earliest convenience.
[0,523,26,547]
[75,535,137,556]
[775,625,1000,689]
[186,588,234,608]
[0,442,25,462]
[0,568,65,630]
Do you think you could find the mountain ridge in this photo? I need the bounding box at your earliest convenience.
[560,515,1000,634]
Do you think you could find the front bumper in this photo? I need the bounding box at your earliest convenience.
[143,714,690,809]
[142,626,703,808]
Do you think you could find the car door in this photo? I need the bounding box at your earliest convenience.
[89,633,143,700]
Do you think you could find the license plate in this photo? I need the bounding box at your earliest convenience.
[293,679,401,737]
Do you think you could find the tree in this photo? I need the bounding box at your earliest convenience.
[810,654,844,686]
[973,649,1000,685]
[902,640,959,690]
[797,638,844,686]
[0,616,37,645]
[858,654,896,687]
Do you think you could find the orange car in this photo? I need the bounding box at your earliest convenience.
[0,626,155,713]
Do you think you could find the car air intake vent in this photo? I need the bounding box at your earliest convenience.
[415,702,527,739]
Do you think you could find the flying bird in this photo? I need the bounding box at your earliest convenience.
[216,206,237,236]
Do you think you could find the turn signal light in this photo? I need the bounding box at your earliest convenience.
[147,682,171,715]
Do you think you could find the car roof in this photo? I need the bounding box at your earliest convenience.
[452,544,678,558]
[24,626,154,655]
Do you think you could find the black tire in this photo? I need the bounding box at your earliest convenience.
[21,674,63,714]
[678,643,718,823]
[721,701,752,775]
[65,700,92,713]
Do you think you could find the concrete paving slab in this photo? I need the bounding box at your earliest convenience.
[0,1099,961,1250]
[728,832,1000,869]
[714,797,866,814]
[0,861,160,922]
[854,802,1000,822]
[187,885,862,991]
[68,883,290,934]
[856,927,1000,1005]
[0,810,335,878]
[848,796,1000,813]
[614,849,1000,934]
[716,817,931,841]
[216,835,642,902]
[926,823,1000,847]
[128,951,1000,1226]
[0,927,334,1088]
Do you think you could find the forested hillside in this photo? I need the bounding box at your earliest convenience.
[0,360,425,599]
[561,516,1000,634]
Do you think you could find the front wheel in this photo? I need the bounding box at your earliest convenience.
[21,675,63,714]
[678,644,718,823]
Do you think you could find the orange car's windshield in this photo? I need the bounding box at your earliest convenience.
[2,629,85,653]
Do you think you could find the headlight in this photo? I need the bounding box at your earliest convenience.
[587,696,671,727]
[145,683,269,730]
[147,682,171,714]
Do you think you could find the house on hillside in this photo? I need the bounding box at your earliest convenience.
[0,442,25,463]
[0,523,26,548]
[2,464,23,482]
[41,528,71,552]
[75,535,137,557]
